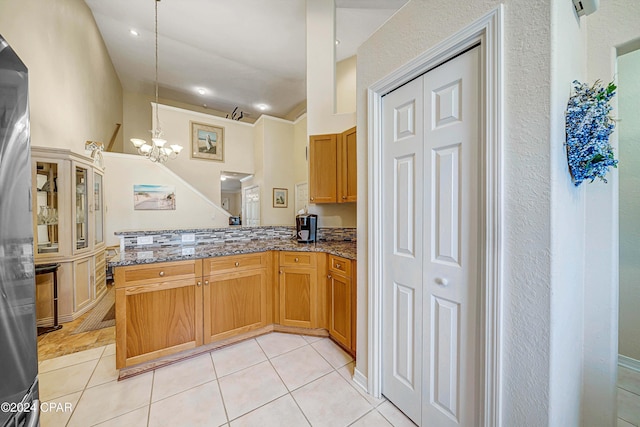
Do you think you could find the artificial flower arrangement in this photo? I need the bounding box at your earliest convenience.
[565,79,617,186]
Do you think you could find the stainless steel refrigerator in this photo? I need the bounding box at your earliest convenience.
[0,34,39,427]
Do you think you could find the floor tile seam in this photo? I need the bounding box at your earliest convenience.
[212,337,268,378]
[346,407,380,427]
[214,357,269,379]
[263,341,312,361]
[309,340,354,370]
[213,364,231,425]
[38,350,105,374]
[618,413,639,426]
[51,354,101,405]
[149,377,219,404]
[255,334,308,361]
[224,390,292,424]
[618,385,640,398]
[339,368,385,408]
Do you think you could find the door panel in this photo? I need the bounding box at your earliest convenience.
[423,46,479,427]
[381,46,480,427]
[382,76,424,425]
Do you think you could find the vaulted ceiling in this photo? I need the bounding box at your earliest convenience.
[84,0,408,119]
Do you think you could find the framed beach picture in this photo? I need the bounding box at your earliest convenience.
[273,188,288,208]
[133,185,176,210]
[191,121,224,161]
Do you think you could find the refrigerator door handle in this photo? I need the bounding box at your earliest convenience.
[25,399,40,427]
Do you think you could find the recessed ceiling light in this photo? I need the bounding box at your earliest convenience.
[255,103,269,111]
[197,88,206,95]
[130,29,139,36]
[335,39,340,45]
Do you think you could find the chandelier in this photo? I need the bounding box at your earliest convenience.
[130,0,183,163]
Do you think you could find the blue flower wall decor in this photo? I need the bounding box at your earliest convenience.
[565,80,617,186]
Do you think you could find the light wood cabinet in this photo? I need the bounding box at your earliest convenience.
[203,253,269,343]
[338,126,357,203]
[115,260,203,369]
[309,134,338,203]
[114,250,356,369]
[327,255,356,354]
[309,127,357,204]
[31,147,107,324]
[279,252,318,328]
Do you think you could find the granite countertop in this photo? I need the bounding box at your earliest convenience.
[108,239,357,267]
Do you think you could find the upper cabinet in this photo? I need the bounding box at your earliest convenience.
[309,127,356,204]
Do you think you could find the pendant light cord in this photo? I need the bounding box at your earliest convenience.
[154,0,160,136]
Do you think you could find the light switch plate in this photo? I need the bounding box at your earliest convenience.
[137,236,154,245]
[182,233,196,243]
[136,251,153,259]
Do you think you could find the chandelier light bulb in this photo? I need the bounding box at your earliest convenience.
[140,144,152,153]
[170,144,183,153]
[152,137,167,147]
[131,138,146,148]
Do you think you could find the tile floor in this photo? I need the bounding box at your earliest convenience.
[618,366,640,427]
[37,285,115,361]
[38,333,416,427]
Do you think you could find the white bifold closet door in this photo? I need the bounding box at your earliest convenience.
[381,45,480,427]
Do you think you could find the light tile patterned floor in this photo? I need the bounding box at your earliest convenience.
[618,366,640,427]
[38,333,416,427]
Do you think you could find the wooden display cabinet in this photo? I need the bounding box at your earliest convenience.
[31,147,106,325]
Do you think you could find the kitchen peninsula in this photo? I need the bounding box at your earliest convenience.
[109,226,356,377]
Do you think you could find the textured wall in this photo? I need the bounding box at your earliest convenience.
[356,0,555,424]
[0,0,123,153]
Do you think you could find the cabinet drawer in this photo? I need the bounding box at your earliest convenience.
[279,251,316,268]
[329,255,351,276]
[203,252,268,276]
[115,260,201,288]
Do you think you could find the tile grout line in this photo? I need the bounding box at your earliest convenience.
[209,350,231,425]
[62,345,107,427]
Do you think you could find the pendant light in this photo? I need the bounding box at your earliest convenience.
[130,0,183,163]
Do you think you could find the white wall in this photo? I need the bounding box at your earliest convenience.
[336,55,357,114]
[548,2,587,425]
[103,152,229,246]
[221,191,242,216]
[583,1,640,425]
[0,0,123,154]
[306,0,357,228]
[618,48,640,362]
[153,104,255,204]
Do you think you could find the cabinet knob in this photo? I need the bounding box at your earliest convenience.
[310,197,314,201]
[235,262,240,267]
[294,257,299,262]
[342,196,347,200]
[279,270,283,274]
[197,281,202,287]
[204,280,209,286]
[335,263,341,269]
[327,274,332,279]
[435,277,449,286]
[159,271,165,277]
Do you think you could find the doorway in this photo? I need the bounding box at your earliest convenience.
[616,45,640,425]
[367,8,503,427]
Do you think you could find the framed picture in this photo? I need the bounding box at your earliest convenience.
[133,185,176,210]
[191,121,224,161]
[273,188,288,208]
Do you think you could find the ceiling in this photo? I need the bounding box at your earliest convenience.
[84,0,408,119]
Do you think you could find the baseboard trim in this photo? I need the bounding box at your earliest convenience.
[619,355,640,373]
[353,367,368,393]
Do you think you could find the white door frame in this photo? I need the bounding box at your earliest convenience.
[367,6,504,426]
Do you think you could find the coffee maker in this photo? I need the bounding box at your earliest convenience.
[296,214,317,243]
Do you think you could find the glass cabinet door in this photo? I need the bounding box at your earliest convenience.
[75,165,89,251]
[35,161,60,255]
[94,172,104,246]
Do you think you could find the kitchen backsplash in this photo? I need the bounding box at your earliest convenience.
[116,226,356,250]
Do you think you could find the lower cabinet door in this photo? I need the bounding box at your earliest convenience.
[74,256,93,312]
[329,273,351,349]
[204,269,267,343]
[279,267,317,328]
[116,278,203,369]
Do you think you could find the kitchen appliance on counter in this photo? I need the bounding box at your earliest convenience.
[0,34,40,427]
[296,214,317,243]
